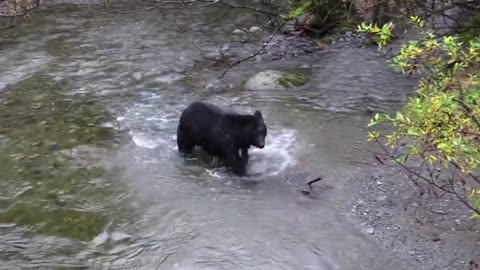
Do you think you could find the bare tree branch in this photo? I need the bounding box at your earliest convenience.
[218,19,284,79]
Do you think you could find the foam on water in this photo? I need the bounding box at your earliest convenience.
[129,130,168,149]
[205,168,224,178]
[249,127,297,176]
[204,127,296,178]
[116,92,184,168]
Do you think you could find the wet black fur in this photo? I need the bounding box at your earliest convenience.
[177,101,267,175]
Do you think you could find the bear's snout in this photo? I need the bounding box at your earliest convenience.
[255,140,265,149]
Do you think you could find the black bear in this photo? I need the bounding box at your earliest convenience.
[177,101,267,175]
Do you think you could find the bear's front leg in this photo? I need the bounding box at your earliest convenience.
[225,147,247,176]
[239,147,249,167]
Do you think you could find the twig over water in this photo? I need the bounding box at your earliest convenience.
[301,177,323,196]
[218,20,284,79]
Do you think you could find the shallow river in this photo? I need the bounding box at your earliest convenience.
[0,2,417,269]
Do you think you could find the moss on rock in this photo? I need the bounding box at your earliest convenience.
[276,72,307,88]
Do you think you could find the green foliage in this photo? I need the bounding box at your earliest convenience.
[357,16,427,51]
[367,17,480,218]
[357,22,394,50]
[287,0,355,33]
[288,0,313,19]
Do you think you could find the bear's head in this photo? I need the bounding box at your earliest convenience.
[250,110,267,149]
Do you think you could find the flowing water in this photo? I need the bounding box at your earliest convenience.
[0,2,417,269]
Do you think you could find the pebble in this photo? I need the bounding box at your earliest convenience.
[111,231,132,242]
[363,227,375,235]
[54,197,67,206]
[232,28,244,34]
[132,72,143,81]
[377,195,387,202]
[92,231,109,247]
[249,26,261,33]
[48,143,60,151]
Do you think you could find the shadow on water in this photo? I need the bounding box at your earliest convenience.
[0,2,417,270]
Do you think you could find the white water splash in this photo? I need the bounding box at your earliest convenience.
[130,131,165,149]
[249,128,297,176]
[201,128,297,178]
[117,92,183,152]
[205,169,224,178]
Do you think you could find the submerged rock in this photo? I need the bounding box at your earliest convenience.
[244,70,285,90]
[91,230,132,248]
[244,70,308,90]
[110,231,132,242]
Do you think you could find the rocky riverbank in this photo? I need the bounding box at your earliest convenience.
[259,22,480,270]
[347,162,480,270]
[265,30,370,61]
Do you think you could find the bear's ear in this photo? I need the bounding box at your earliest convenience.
[254,110,263,119]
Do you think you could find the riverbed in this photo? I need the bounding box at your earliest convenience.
[0,1,434,269]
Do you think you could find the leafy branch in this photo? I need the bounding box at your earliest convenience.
[367,17,480,219]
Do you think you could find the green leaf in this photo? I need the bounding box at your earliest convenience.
[406,129,419,136]
[396,112,405,122]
